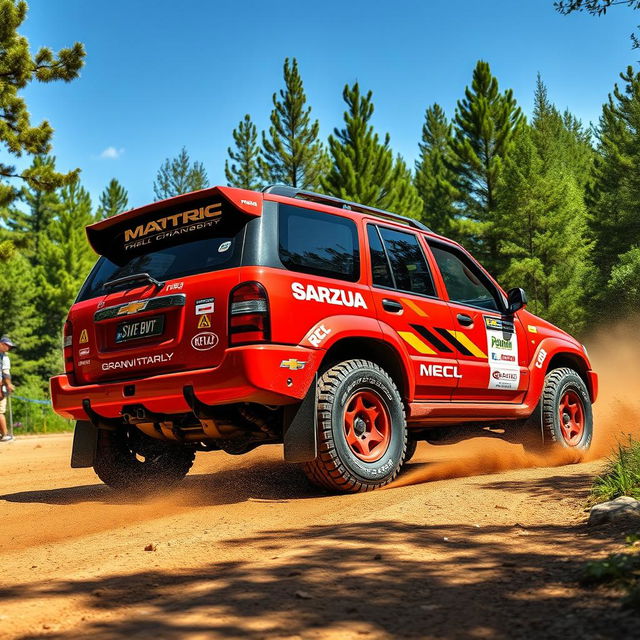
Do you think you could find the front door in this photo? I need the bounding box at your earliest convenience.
[426,241,529,402]
[366,223,461,401]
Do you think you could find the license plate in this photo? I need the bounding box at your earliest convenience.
[115,315,165,343]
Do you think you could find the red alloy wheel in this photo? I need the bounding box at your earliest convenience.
[343,390,392,463]
[558,389,585,446]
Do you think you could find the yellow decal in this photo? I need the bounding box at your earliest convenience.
[447,330,487,359]
[197,314,212,329]
[118,301,148,316]
[401,298,429,317]
[79,329,89,344]
[398,331,436,355]
[280,359,306,370]
[527,325,538,333]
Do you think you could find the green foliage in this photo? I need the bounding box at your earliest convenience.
[225,114,262,190]
[10,384,72,434]
[592,438,640,502]
[261,58,328,189]
[0,0,85,206]
[153,147,209,200]
[588,67,640,314]
[496,80,591,333]
[322,82,422,218]
[449,60,524,273]
[607,247,640,315]
[414,104,458,236]
[97,178,128,218]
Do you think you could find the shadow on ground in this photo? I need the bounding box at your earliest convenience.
[3,519,639,640]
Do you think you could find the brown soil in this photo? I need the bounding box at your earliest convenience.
[1,323,639,639]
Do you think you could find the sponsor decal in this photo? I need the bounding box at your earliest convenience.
[79,329,89,344]
[123,203,222,251]
[485,316,520,390]
[101,352,174,371]
[165,282,184,291]
[197,314,212,329]
[307,324,331,347]
[240,199,257,207]
[79,347,90,357]
[419,363,463,379]
[280,359,306,371]
[195,297,215,315]
[118,300,148,316]
[291,282,367,309]
[535,348,547,369]
[527,325,538,333]
[218,241,231,253]
[77,359,91,367]
[191,332,218,351]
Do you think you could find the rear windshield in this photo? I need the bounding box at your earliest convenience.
[78,214,246,302]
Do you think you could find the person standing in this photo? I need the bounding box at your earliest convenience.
[0,336,16,442]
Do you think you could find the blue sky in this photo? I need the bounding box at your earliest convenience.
[5,0,639,208]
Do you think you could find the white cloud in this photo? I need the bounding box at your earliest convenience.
[100,146,125,159]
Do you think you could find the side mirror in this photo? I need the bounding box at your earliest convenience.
[506,287,527,314]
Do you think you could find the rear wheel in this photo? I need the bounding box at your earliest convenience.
[302,359,407,493]
[523,367,593,452]
[94,427,196,490]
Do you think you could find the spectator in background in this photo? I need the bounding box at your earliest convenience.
[0,336,16,442]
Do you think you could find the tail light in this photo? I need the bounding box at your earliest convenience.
[229,282,270,346]
[63,319,75,380]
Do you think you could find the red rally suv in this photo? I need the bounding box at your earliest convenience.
[51,185,598,493]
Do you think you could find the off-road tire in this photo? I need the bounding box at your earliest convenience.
[94,427,196,490]
[522,367,593,452]
[404,438,418,463]
[302,359,407,493]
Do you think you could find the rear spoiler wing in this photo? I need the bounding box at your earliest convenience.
[86,186,263,257]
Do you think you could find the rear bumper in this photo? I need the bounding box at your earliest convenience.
[51,344,322,420]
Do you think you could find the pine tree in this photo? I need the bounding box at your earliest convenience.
[225,114,262,190]
[153,147,209,200]
[97,178,128,218]
[322,82,422,218]
[449,60,524,273]
[495,89,591,333]
[0,0,85,206]
[260,58,327,189]
[35,180,97,380]
[414,104,458,236]
[588,66,640,313]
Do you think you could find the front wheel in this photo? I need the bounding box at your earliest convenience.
[302,359,407,493]
[94,427,196,490]
[523,367,593,452]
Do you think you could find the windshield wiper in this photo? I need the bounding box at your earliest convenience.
[103,272,165,291]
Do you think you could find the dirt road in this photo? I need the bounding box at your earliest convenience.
[1,431,638,640]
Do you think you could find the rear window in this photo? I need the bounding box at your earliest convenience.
[278,204,360,282]
[78,205,247,301]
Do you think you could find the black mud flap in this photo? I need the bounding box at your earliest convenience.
[70,420,98,468]
[283,375,317,463]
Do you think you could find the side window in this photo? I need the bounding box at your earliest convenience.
[429,244,501,311]
[367,225,394,288]
[278,204,360,282]
[370,225,436,297]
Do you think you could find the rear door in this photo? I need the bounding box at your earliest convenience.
[366,223,460,401]
[426,241,529,402]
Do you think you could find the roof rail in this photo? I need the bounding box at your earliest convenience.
[262,185,431,232]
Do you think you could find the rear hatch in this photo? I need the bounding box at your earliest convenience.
[69,187,262,385]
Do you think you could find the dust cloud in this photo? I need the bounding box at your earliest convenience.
[390,319,640,488]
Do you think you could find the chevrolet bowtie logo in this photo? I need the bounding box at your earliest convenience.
[280,359,306,371]
[118,301,148,316]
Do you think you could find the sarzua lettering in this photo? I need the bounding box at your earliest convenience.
[291,282,367,309]
[420,364,462,379]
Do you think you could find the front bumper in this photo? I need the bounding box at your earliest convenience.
[51,344,322,420]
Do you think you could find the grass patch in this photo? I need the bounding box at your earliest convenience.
[592,437,640,503]
[9,395,72,434]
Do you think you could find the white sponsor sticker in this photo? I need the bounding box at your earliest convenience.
[191,332,218,351]
[485,316,520,390]
[79,347,90,357]
[307,324,331,347]
[101,352,174,371]
[218,241,231,253]
[195,297,215,315]
[420,363,462,379]
[291,282,367,309]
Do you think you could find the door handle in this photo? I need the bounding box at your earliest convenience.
[456,313,473,327]
[382,299,403,313]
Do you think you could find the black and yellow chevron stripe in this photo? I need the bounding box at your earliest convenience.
[399,323,487,359]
